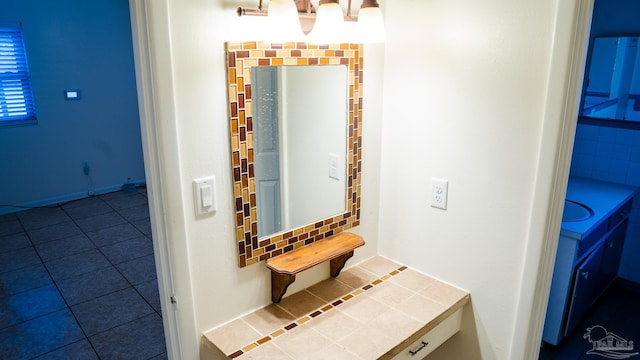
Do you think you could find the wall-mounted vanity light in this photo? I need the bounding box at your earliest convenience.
[237,0,386,43]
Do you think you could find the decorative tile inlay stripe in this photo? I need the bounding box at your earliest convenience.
[256,336,271,345]
[228,266,406,358]
[225,41,364,268]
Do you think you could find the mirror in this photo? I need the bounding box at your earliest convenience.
[253,65,348,238]
[581,36,640,122]
[226,42,364,268]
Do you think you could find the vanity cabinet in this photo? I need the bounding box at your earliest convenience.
[599,218,628,290]
[564,240,605,336]
[543,193,633,345]
[564,216,629,335]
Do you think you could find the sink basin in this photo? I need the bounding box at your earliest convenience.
[562,200,593,222]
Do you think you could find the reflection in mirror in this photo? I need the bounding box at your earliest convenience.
[226,42,363,268]
[582,36,640,122]
[253,65,348,238]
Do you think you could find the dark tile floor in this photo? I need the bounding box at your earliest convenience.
[539,279,640,359]
[0,187,167,360]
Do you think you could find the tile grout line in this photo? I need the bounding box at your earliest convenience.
[13,204,102,359]
[1,187,165,359]
[227,266,408,359]
[5,188,160,359]
[64,187,165,358]
[94,187,164,318]
[56,193,152,358]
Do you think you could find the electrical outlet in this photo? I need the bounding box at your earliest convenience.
[431,178,448,210]
[82,161,90,176]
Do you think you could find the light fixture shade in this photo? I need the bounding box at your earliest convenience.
[266,0,306,42]
[307,2,346,44]
[357,6,386,43]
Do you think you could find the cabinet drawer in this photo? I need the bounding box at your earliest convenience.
[391,309,463,360]
[577,220,607,260]
[608,199,632,230]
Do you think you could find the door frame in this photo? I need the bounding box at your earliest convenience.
[128,1,182,358]
[517,0,594,358]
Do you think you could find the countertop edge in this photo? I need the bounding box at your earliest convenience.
[561,177,637,239]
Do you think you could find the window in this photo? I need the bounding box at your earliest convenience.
[0,24,36,126]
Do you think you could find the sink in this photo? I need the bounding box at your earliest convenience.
[562,200,593,222]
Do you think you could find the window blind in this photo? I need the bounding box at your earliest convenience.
[0,25,36,123]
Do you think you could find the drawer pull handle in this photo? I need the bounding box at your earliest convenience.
[409,341,429,356]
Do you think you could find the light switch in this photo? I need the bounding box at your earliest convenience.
[201,185,213,207]
[193,176,216,217]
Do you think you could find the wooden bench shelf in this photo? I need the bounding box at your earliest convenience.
[266,232,365,303]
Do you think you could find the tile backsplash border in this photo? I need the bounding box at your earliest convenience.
[225,42,364,268]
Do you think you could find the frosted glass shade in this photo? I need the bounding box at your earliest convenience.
[307,3,346,44]
[357,6,386,43]
[266,0,305,42]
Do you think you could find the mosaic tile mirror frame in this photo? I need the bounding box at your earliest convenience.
[225,41,364,268]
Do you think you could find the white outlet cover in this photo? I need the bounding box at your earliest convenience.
[431,178,448,210]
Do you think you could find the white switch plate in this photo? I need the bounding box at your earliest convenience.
[431,178,448,210]
[193,176,216,216]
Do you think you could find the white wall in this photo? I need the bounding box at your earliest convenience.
[378,0,585,359]
[138,0,585,359]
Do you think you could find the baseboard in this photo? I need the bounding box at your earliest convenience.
[0,179,147,215]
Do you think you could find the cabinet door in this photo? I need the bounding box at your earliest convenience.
[564,242,604,336]
[599,218,628,291]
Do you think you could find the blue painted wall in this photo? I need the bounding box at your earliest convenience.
[0,0,144,214]
[570,0,640,282]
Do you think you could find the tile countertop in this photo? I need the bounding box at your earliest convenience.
[562,177,637,240]
[202,256,470,360]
